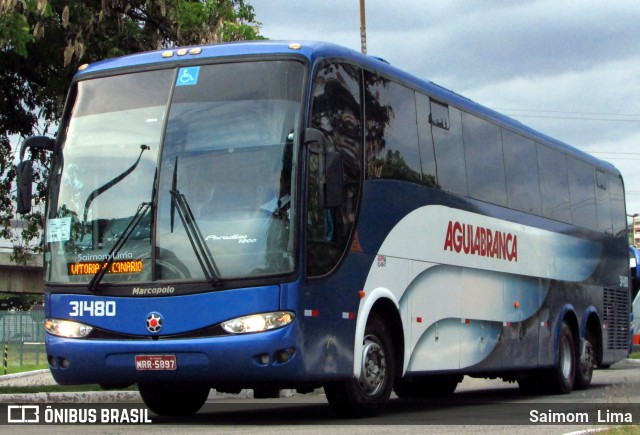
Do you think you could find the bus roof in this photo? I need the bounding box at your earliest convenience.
[76,40,619,176]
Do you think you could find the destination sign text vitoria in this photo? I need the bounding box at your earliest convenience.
[68,260,143,276]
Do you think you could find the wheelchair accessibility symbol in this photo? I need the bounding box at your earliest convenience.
[176,67,200,86]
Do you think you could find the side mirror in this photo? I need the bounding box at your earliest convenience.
[19,136,55,159]
[16,160,33,214]
[16,136,55,214]
[304,128,343,209]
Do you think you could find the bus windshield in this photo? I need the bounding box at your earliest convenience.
[45,60,305,285]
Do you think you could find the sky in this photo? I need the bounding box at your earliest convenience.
[250,0,640,218]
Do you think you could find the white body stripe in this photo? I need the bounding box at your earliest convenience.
[355,205,600,376]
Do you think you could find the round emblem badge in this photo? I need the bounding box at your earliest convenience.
[146,313,163,333]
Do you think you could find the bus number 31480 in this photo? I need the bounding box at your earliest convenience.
[69,300,116,317]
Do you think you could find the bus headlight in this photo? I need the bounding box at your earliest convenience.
[221,311,295,334]
[45,318,93,338]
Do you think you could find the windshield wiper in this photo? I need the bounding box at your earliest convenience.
[170,157,222,286]
[83,144,149,225]
[87,201,151,293]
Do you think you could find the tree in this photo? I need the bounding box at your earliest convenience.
[0,0,263,264]
[0,292,43,311]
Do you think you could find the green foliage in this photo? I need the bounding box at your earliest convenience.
[0,292,43,310]
[0,0,264,264]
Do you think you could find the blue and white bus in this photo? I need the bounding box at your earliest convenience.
[18,41,630,417]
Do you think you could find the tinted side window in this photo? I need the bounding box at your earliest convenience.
[364,73,421,183]
[609,174,627,236]
[503,130,541,214]
[415,93,438,187]
[433,105,467,195]
[568,157,597,229]
[307,63,363,277]
[595,170,612,234]
[462,113,507,206]
[538,145,570,222]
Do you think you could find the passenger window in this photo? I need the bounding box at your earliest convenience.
[538,145,570,222]
[609,174,626,237]
[462,113,507,206]
[595,170,612,234]
[364,72,421,183]
[503,130,541,214]
[433,105,467,196]
[415,93,438,187]
[307,62,363,277]
[430,100,450,130]
[568,157,597,230]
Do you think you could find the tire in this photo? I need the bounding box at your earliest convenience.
[324,313,394,417]
[545,322,576,394]
[138,383,210,416]
[574,331,595,390]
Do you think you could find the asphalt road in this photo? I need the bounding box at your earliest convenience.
[3,359,640,434]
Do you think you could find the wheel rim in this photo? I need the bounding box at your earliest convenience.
[560,335,573,380]
[580,341,594,377]
[359,334,387,396]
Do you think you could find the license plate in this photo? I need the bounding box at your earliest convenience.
[135,355,177,371]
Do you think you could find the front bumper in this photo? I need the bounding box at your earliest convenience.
[46,324,304,386]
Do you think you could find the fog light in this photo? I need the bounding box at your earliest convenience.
[276,350,290,363]
[48,355,58,368]
[59,358,70,369]
[260,354,270,365]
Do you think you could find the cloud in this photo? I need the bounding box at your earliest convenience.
[251,0,640,213]
[461,56,640,145]
[367,0,640,88]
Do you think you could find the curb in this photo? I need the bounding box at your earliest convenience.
[0,391,141,403]
[0,369,49,381]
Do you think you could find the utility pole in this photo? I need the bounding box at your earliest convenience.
[360,0,367,54]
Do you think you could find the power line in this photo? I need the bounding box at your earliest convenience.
[503,114,640,123]
[493,108,640,117]
[590,151,640,155]
[493,108,640,123]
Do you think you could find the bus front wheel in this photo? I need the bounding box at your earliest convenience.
[324,313,394,417]
[138,383,210,416]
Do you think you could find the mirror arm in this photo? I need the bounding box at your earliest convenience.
[304,128,326,149]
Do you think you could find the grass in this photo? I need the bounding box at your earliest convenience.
[600,427,640,434]
[3,363,48,374]
[1,342,47,375]
[629,351,640,359]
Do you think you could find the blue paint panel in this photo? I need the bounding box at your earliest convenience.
[49,285,280,335]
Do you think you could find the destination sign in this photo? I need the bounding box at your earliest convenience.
[68,260,144,276]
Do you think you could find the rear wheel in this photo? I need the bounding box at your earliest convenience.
[138,383,210,416]
[545,322,576,394]
[574,331,595,390]
[324,313,394,417]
